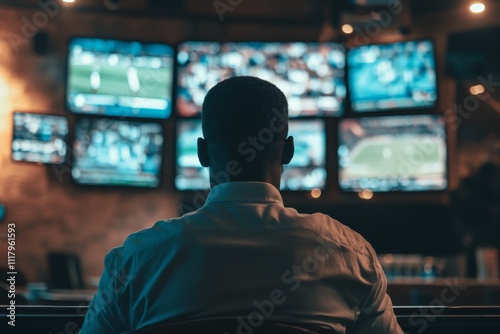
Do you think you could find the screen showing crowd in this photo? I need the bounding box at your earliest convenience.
[12,112,68,164]
[67,38,174,119]
[72,118,163,187]
[176,119,326,191]
[348,39,437,112]
[338,114,447,192]
[176,42,346,117]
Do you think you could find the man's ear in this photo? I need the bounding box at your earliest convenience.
[282,136,294,165]
[197,137,210,167]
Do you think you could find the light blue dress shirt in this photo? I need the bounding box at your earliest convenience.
[80,182,402,334]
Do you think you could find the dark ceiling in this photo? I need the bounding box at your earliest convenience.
[0,0,480,22]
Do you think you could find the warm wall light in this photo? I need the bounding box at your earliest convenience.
[469,2,485,13]
[62,0,75,3]
[0,73,11,150]
[0,75,8,101]
[470,84,485,95]
[310,188,322,199]
[342,24,354,34]
[358,189,373,200]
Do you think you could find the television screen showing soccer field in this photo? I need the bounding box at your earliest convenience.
[12,112,68,164]
[72,118,163,187]
[67,38,174,119]
[338,115,447,192]
[176,42,346,117]
[175,119,326,191]
[348,39,437,112]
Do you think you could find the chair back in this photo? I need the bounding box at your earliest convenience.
[127,319,335,334]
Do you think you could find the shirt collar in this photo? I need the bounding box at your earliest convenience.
[205,182,284,205]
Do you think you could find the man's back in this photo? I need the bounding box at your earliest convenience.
[81,182,402,333]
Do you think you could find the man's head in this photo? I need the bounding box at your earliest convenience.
[197,76,294,188]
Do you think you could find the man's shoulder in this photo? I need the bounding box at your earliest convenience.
[120,216,190,252]
[289,208,375,257]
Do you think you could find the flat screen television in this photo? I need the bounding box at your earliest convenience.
[175,119,209,191]
[338,114,447,192]
[176,41,346,117]
[348,39,437,112]
[12,112,68,164]
[175,119,326,191]
[72,117,163,187]
[67,37,174,119]
[282,119,327,190]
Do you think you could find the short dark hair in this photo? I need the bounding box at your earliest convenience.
[202,76,288,144]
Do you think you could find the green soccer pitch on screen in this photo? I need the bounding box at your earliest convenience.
[338,114,447,192]
[67,37,174,119]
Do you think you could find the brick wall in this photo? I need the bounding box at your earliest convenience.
[0,8,185,283]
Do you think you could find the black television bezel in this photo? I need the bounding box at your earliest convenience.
[11,111,69,166]
[70,114,166,189]
[346,38,439,115]
[174,40,347,119]
[173,117,329,193]
[65,36,176,120]
[336,112,449,194]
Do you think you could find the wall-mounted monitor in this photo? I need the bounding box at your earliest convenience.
[175,118,326,191]
[338,114,447,192]
[12,112,68,164]
[176,41,346,118]
[175,119,209,191]
[67,37,174,119]
[72,117,163,188]
[348,39,437,112]
[282,119,327,190]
